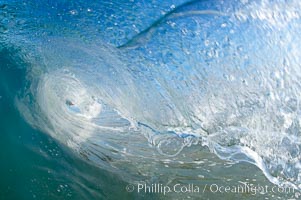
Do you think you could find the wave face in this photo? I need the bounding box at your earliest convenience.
[2,0,301,189]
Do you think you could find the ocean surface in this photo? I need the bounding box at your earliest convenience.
[1,0,301,199]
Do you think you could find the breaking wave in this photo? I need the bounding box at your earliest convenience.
[2,0,301,189]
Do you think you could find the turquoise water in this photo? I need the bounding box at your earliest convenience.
[1,0,301,199]
[0,50,140,200]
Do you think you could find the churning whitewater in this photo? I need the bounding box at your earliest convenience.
[2,0,301,191]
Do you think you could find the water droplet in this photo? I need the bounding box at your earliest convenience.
[221,23,227,28]
[69,10,78,15]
